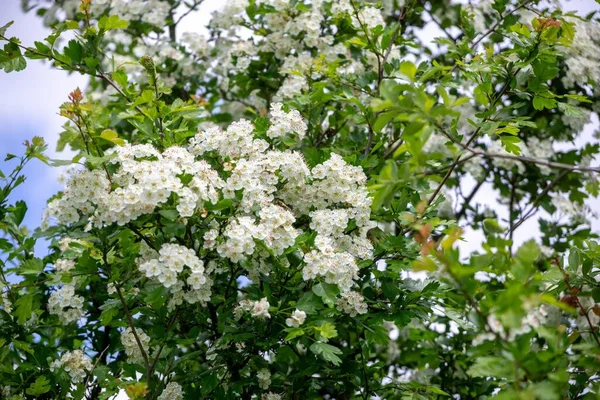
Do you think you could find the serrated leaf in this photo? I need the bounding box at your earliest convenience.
[499,135,521,155]
[19,257,44,275]
[98,15,129,31]
[0,41,27,72]
[63,39,83,63]
[26,376,51,396]
[14,294,33,325]
[309,342,343,365]
[315,322,338,340]
[467,356,515,378]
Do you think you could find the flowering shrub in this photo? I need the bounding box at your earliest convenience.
[1,0,600,399]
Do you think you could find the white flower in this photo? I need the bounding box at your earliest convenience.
[285,309,307,327]
[251,298,271,319]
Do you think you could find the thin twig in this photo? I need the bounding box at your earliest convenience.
[84,345,111,399]
[455,176,486,221]
[507,169,570,235]
[115,284,151,379]
[556,263,600,348]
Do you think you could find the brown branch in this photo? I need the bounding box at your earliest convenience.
[174,0,204,27]
[114,284,151,380]
[84,345,111,400]
[556,263,600,348]
[460,146,600,174]
[427,126,481,206]
[378,7,407,89]
[148,311,179,374]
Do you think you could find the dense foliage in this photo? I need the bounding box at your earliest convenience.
[1,0,600,398]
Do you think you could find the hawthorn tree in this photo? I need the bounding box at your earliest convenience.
[1,0,600,399]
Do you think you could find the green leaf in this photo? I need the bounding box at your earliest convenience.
[495,125,519,135]
[100,129,125,146]
[0,41,27,72]
[591,288,600,303]
[315,322,338,340]
[499,135,521,155]
[14,294,34,325]
[381,279,399,300]
[373,111,395,133]
[467,356,515,378]
[10,200,27,225]
[568,250,580,269]
[284,328,305,341]
[63,39,83,63]
[516,240,540,264]
[364,324,389,345]
[532,59,558,81]
[26,376,51,396]
[19,257,44,275]
[296,291,322,314]
[0,21,14,37]
[399,61,417,80]
[312,282,339,308]
[532,96,557,110]
[557,102,585,117]
[98,15,129,31]
[310,342,343,365]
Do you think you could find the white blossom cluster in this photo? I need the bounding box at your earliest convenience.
[139,243,213,310]
[45,107,374,315]
[336,291,368,317]
[49,350,93,383]
[54,258,76,273]
[471,306,560,346]
[353,6,386,30]
[32,0,394,113]
[48,284,85,324]
[235,297,271,320]
[157,382,184,400]
[207,0,387,102]
[43,144,224,230]
[257,368,272,389]
[267,103,307,139]
[38,0,170,27]
[190,115,374,291]
[560,17,600,90]
[121,327,151,364]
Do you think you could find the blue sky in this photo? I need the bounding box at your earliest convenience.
[1,1,87,252]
